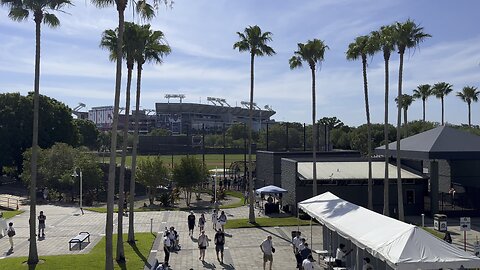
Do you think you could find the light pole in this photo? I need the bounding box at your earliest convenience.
[71,168,83,214]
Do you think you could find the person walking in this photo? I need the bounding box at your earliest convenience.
[218,211,227,232]
[244,190,249,205]
[163,231,171,267]
[335,243,353,267]
[0,212,7,237]
[260,235,274,270]
[187,211,196,236]
[198,230,209,262]
[38,211,46,238]
[211,209,218,230]
[199,213,206,234]
[7,222,15,251]
[214,228,225,263]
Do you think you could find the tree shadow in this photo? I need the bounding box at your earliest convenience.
[128,241,148,264]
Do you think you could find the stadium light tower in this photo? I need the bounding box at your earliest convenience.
[207,97,231,107]
[165,94,186,103]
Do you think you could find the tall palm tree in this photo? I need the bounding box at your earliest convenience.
[432,82,454,125]
[346,35,376,210]
[370,25,395,216]
[91,0,156,267]
[289,39,328,198]
[393,19,430,221]
[234,25,275,223]
[100,21,141,262]
[395,94,414,137]
[128,24,170,243]
[412,84,432,121]
[0,0,71,264]
[456,86,480,126]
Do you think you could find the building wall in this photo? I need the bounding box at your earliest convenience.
[256,152,276,187]
[438,159,452,193]
[280,158,297,213]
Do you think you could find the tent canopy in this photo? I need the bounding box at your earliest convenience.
[255,185,287,195]
[298,192,480,270]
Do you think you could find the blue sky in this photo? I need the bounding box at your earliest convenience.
[1,0,479,126]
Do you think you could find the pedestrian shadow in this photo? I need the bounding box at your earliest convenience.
[220,262,235,269]
[191,236,198,243]
[202,260,216,269]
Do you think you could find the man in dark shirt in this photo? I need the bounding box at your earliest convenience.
[38,211,46,238]
[187,211,196,236]
[214,228,225,263]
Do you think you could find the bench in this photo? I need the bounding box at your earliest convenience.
[69,232,90,250]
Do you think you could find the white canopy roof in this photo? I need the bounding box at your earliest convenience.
[255,185,288,195]
[298,192,480,270]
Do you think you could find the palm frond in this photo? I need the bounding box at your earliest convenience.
[90,0,115,8]
[43,12,60,27]
[8,6,29,21]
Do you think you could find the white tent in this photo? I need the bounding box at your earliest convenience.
[298,192,480,270]
[255,185,288,195]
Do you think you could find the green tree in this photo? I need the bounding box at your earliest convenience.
[432,82,453,126]
[128,24,170,243]
[148,128,172,136]
[346,35,375,210]
[408,120,437,135]
[136,156,169,205]
[319,117,344,130]
[370,24,395,216]
[172,156,208,206]
[393,19,431,221]
[73,119,99,149]
[289,39,328,197]
[350,124,396,156]
[234,25,275,223]
[395,94,414,137]
[456,86,479,126]
[412,84,432,122]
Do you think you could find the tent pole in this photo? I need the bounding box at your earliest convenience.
[297,209,300,233]
[310,216,313,249]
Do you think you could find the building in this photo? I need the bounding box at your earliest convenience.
[155,102,276,134]
[88,106,156,133]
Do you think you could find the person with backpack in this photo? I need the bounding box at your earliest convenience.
[198,230,210,262]
[187,211,196,236]
[38,211,46,238]
[7,222,15,251]
[214,228,225,263]
[198,213,206,234]
[218,211,227,232]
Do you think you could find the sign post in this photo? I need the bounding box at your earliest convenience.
[460,217,471,251]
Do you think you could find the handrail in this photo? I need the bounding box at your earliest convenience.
[0,195,19,210]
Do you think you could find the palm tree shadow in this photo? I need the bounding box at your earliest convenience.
[28,264,37,270]
[128,241,148,264]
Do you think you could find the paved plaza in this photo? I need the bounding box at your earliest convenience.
[1,201,480,269]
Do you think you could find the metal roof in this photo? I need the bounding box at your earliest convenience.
[297,161,423,180]
[375,126,480,160]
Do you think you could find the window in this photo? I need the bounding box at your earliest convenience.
[406,189,415,204]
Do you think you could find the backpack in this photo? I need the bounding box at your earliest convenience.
[7,229,15,237]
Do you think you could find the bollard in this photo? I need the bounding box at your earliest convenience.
[421,213,425,227]
[150,218,153,234]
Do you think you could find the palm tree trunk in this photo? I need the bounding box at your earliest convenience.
[383,56,390,216]
[441,97,444,125]
[248,52,255,223]
[311,66,317,197]
[106,6,125,270]
[403,108,408,138]
[468,102,471,126]
[362,56,373,210]
[116,65,133,262]
[128,64,143,243]
[28,15,42,265]
[396,52,405,221]
[422,99,426,122]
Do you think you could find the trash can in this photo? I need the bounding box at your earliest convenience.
[434,214,447,232]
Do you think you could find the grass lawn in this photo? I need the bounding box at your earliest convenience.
[0,233,155,270]
[2,210,24,220]
[422,227,444,238]
[225,217,312,229]
[100,153,254,170]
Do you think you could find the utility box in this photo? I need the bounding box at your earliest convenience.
[434,214,447,232]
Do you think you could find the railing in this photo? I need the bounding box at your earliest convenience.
[0,195,19,210]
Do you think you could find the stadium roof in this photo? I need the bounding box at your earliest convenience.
[155,102,275,118]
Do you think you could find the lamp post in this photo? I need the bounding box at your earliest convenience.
[71,168,83,214]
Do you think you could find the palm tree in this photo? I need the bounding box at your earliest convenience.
[100,21,142,262]
[289,39,328,198]
[91,0,156,267]
[395,94,414,137]
[412,84,432,121]
[128,24,170,243]
[0,0,71,264]
[393,19,430,221]
[234,25,275,223]
[370,25,395,216]
[346,35,376,210]
[432,82,454,125]
[456,86,480,126]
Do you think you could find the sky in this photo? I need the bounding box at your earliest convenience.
[1,0,479,127]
